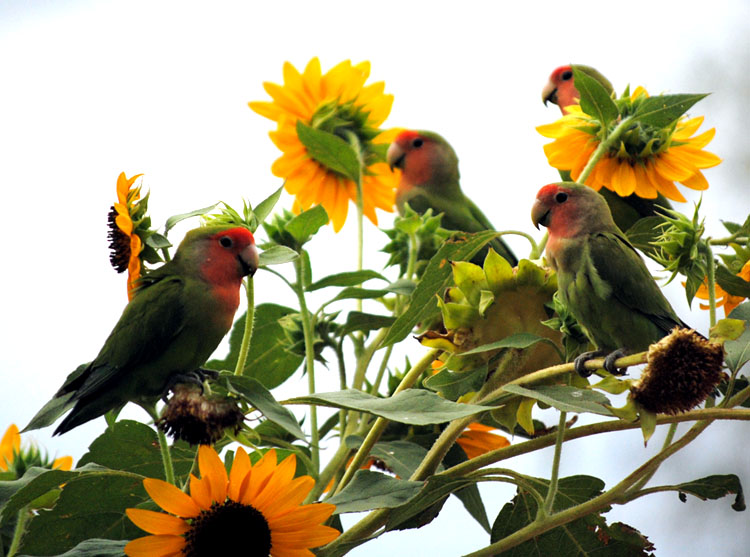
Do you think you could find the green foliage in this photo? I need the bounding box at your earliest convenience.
[573,66,618,130]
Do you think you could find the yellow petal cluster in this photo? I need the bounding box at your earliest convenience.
[537,87,721,202]
[250,58,397,232]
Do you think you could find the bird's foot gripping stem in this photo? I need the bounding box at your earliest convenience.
[161,368,220,402]
[574,349,629,377]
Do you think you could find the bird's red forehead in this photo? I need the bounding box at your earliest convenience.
[395,129,421,146]
[537,183,565,200]
[550,65,572,82]
[211,227,254,245]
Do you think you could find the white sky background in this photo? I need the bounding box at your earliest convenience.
[1,0,749,555]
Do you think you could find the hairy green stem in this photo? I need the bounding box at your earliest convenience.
[7,507,30,557]
[543,410,568,515]
[295,252,320,473]
[369,344,394,396]
[144,403,176,484]
[578,116,633,184]
[233,277,255,376]
[704,242,717,328]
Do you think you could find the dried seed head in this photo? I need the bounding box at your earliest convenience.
[631,328,724,414]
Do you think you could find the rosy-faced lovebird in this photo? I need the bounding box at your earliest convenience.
[387,129,517,266]
[531,183,687,376]
[541,64,673,233]
[36,225,259,435]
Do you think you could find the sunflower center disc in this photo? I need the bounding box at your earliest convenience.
[185,500,271,556]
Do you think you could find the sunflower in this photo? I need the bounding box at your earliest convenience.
[694,260,750,316]
[125,446,339,557]
[537,86,721,202]
[0,424,73,476]
[250,58,398,232]
[108,172,145,300]
[456,423,511,460]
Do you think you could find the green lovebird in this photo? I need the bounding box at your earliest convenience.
[27,225,259,435]
[387,129,517,266]
[531,183,688,375]
[541,64,673,232]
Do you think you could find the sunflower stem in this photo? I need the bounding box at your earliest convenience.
[7,506,31,557]
[233,277,255,376]
[542,409,567,516]
[152,410,176,485]
[578,116,633,184]
[703,241,717,328]
[294,251,320,473]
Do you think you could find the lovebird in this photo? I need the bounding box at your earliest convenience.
[27,225,259,435]
[531,183,687,375]
[541,64,673,232]
[387,129,517,266]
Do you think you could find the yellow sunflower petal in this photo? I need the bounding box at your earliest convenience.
[52,455,73,471]
[632,163,658,199]
[249,101,283,121]
[259,476,315,519]
[611,161,636,197]
[271,524,341,549]
[678,127,715,149]
[143,478,201,518]
[653,152,694,182]
[189,473,212,511]
[301,57,323,100]
[645,165,687,203]
[242,450,278,504]
[673,116,704,139]
[124,535,185,557]
[671,146,722,169]
[126,509,189,536]
[267,503,336,532]
[228,446,251,502]
[680,170,709,191]
[252,454,298,512]
[198,445,227,503]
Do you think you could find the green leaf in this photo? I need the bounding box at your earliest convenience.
[422,366,486,401]
[144,232,171,250]
[385,278,416,296]
[77,420,196,480]
[285,204,329,246]
[222,375,306,441]
[386,475,479,532]
[307,270,387,291]
[369,440,436,479]
[252,185,284,228]
[339,312,395,337]
[626,216,664,256]
[443,443,490,533]
[296,121,361,182]
[327,470,423,514]
[726,302,750,373]
[632,93,708,128]
[502,385,613,416]
[206,304,303,390]
[573,66,618,128]
[258,245,298,266]
[674,474,745,511]
[289,389,488,425]
[325,287,389,305]
[18,471,146,555]
[1,467,85,526]
[383,230,501,347]
[164,202,219,235]
[459,333,560,356]
[716,265,750,297]
[26,538,128,556]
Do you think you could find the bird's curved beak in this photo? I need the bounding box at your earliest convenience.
[239,243,260,277]
[531,199,550,230]
[542,80,558,106]
[387,142,406,171]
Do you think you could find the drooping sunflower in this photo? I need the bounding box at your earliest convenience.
[456,423,510,460]
[125,446,339,557]
[108,172,145,300]
[694,260,750,316]
[537,86,721,202]
[0,424,73,476]
[250,58,398,232]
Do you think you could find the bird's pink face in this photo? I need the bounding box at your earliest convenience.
[531,183,578,237]
[201,227,259,286]
[542,65,577,110]
[387,130,435,186]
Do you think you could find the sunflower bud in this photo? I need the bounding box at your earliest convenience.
[382,205,450,278]
[157,384,244,445]
[652,203,706,288]
[630,328,724,414]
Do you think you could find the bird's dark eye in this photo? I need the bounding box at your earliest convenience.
[555,192,569,203]
[412,138,423,148]
[219,236,233,248]
[561,70,573,81]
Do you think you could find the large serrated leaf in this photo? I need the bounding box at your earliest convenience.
[422,366,486,401]
[327,470,423,513]
[289,389,488,425]
[307,270,387,291]
[339,312,395,337]
[459,333,561,356]
[222,375,306,441]
[368,440,434,479]
[296,121,361,182]
[716,266,750,297]
[573,66,618,128]
[726,303,750,373]
[258,245,298,266]
[286,204,329,245]
[206,304,303,389]
[21,538,128,557]
[632,93,708,128]
[674,474,745,511]
[382,230,501,347]
[502,385,613,416]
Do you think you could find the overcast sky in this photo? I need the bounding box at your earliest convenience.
[1,1,749,555]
